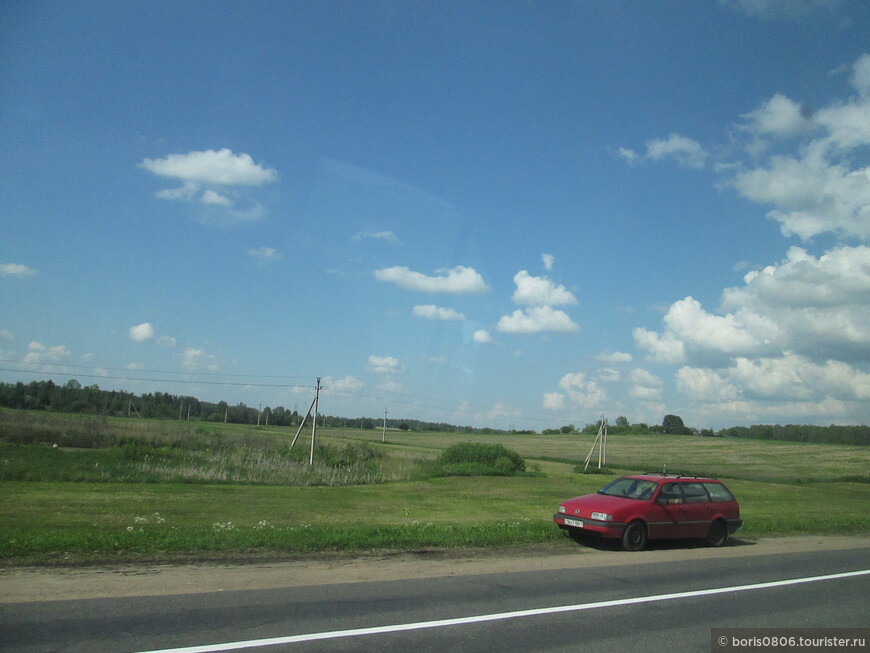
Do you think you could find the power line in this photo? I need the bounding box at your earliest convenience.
[0,359,313,380]
[0,367,314,389]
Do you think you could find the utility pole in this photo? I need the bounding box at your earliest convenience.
[584,414,608,471]
[309,377,321,465]
[382,408,388,442]
[257,402,262,427]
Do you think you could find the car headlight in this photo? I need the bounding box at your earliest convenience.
[558,506,566,513]
[591,512,612,521]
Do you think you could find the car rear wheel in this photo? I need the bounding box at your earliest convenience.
[706,519,728,547]
[621,520,647,551]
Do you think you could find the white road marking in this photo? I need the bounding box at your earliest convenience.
[132,569,870,653]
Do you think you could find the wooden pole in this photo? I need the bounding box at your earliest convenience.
[382,408,387,442]
[309,377,321,465]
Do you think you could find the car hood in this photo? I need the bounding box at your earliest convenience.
[560,493,642,517]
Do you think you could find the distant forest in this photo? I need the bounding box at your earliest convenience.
[718,424,869,446]
[0,379,506,434]
[1,379,868,445]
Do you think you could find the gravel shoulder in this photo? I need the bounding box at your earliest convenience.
[2,535,868,604]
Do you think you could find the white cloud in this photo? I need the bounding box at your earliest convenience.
[323,375,364,395]
[617,147,640,164]
[557,372,607,410]
[728,55,870,242]
[720,246,870,361]
[374,265,488,293]
[629,384,663,400]
[129,322,156,342]
[412,304,465,321]
[473,329,494,344]
[629,368,663,400]
[598,368,621,383]
[0,263,37,277]
[140,149,277,186]
[368,355,403,374]
[496,306,579,334]
[377,380,405,393]
[619,133,707,168]
[645,133,708,168]
[632,327,686,363]
[180,347,219,371]
[354,231,399,243]
[23,342,70,364]
[247,246,281,265]
[731,154,870,241]
[155,181,198,201]
[676,367,741,402]
[201,189,233,206]
[542,392,566,410]
[636,293,784,365]
[0,329,14,341]
[125,362,144,371]
[542,253,555,271]
[630,368,663,387]
[140,148,276,211]
[510,270,577,307]
[741,93,812,139]
[676,353,870,414]
[596,350,633,364]
[157,336,177,347]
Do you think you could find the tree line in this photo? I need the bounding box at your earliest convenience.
[718,423,870,446]
[1,380,867,444]
[0,380,505,434]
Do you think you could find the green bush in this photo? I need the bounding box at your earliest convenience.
[425,442,527,477]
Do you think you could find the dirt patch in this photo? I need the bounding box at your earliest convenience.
[1,536,867,604]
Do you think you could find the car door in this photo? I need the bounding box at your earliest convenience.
[649,482,690,539]
[677,482,714,537]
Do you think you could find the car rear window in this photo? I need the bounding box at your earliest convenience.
[703,482,734,502]
[681,483,710,503]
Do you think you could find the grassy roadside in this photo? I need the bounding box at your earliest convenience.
[3,473,868,565]
[2,410,869,565]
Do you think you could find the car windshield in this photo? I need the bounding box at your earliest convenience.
[598,477,658,500]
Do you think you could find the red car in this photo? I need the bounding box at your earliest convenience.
[553,474,742,551]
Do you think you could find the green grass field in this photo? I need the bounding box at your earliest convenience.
[1,409,868,564]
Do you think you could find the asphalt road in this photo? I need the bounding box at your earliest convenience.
[2,546,868,653]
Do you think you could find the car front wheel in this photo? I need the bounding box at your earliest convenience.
[621,520,647,551]
[706,519,728,547]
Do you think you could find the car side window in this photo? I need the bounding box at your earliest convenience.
[703,482,734,502]
[659,483,683,504]
[682,483,710,503]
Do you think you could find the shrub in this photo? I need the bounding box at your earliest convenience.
[426,442,526,477]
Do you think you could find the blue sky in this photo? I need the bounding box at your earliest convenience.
[3,0,870,430]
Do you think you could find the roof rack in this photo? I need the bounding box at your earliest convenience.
[641,472,710,479]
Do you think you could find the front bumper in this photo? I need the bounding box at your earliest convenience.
[553,512,626,538]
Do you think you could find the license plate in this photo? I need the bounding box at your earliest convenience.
[564,518,583,528]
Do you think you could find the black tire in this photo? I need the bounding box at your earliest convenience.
[706,519,728,547]
[621,520,647,551]
[567,528,584,543]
